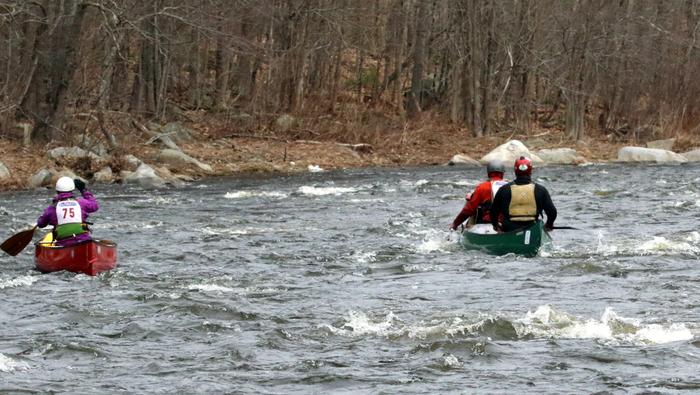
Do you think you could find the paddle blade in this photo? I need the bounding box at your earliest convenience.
[1,227,37,256]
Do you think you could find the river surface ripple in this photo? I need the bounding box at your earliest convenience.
[1,164,699,393]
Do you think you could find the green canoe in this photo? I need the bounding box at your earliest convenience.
[460,221,551,257]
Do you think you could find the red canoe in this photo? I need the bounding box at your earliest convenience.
[35,238,117,276]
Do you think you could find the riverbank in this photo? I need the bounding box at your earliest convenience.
[0,110,682,192]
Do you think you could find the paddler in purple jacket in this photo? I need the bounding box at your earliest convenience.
[37,176,99,247]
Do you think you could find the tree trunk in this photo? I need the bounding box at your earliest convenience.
[214,35,231,111]
[407,0,427,117]
[32,0,88,141]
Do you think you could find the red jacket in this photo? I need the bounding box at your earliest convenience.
[451,176,504,230]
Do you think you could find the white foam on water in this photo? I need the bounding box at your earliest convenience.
[402,264,443,273]
[594,231,699,256]
[353,251,377,264]
[224,191,288,199]
[185,281,286,296]
[128,221,164,229]
[324,307,694,346]
[186,284,236,293]
[0,275,39,289]
[414,229,456,254]
[324,312,477,340]
[686,231,700,244]
[634,323,693,344]
[348,198,385,204]
[442,354,461,368]
[515,305,693,345]
[636,236,700,255]
[200,227,257,237]
[415,179,429,186]
[416,237,449,253]
[297,186,357,196]
[137,196,177,205]
[323,311,399,337]
[0,353,29,373]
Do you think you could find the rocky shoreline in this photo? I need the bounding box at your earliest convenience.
[1,121,698,192]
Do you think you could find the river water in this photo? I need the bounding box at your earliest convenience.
[1,164,699,393]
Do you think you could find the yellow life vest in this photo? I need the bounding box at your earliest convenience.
[509,184,536,222]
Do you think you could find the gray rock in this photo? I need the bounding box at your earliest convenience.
[275,114,297,132]
[93,167,114,184]
[0,161,10,180]
[523,137,548,149]
[535,148,587,165]
[153,165,185,187]
[617,146,686,163]
[119,170,133,180]
[48,146,102,161]
[682,148,700,162]
[28,168,52,189]
[479,140,544,166]
[54,169,79,181]
[447,154,480,166]
[124,163,166,188]
[123,155,142,170]
[157,149,213,173]
[646,138,676,151]
[73,134,108,156]
[161,122,194,142]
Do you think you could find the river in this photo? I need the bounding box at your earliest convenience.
[1,164,699,393]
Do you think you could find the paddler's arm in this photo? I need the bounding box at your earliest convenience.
[536,184,557,230]
[75,179,99,213]
[451,184,490,230]
[36,206,54,228]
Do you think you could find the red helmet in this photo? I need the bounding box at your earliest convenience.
[514,156,532,176]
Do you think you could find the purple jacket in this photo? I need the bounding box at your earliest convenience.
[37,190,99,246]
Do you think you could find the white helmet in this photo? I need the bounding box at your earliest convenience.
[55,176,75,192]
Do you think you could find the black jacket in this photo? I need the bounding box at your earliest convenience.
[490,176,557,229]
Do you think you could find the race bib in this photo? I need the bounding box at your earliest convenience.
[56,200,83,225]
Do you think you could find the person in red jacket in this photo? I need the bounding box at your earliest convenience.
[451,160,508,231]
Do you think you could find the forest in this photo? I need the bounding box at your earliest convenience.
[1,0,700,154]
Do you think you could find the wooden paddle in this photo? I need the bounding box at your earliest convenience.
[1,225,37,256]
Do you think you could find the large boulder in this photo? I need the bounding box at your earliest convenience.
[124,163,166,188]
[0,161,10,180]
[480,140,543,166]
[28,168,52,189]
[646,138,676,151]
[275,114,297,132]
[682,148,700,162]
[617,146,687,163]
[161,122,194,142]
[157,149,213,173]
[53,168,79,181]
[123,155,143,170]
[93,167,114,184]
[534,148,587,165]
[47,146,101,161]
[447,154,480,166]
[73,134,108,156]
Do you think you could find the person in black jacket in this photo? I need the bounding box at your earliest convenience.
[490,156,557,232]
